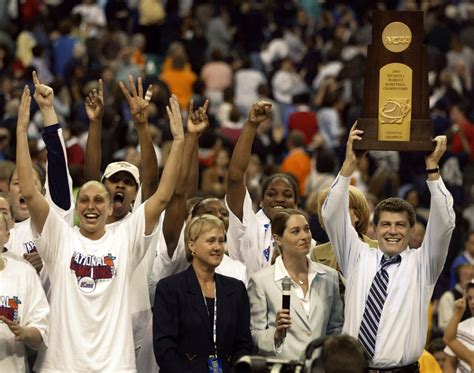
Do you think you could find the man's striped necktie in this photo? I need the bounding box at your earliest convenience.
[358,254,402,359]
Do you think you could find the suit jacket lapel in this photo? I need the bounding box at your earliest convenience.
[289,285,311,330]
[274,271,311,330]
[216,275,234,348]
[309,273,325,322]
[185,266,213,340]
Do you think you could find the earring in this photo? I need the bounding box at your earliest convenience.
[191,251,195,256]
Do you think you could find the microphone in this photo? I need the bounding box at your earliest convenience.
[281,276,292,338]
[282,276,291,311]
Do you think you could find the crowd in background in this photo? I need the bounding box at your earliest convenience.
[0,0,473,372]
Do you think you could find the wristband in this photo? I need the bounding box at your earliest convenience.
[426,167,439,174]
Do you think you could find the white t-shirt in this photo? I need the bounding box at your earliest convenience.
[33,204,155,372]
[234,69,267,111]
[0,255,49,372]
[106,213,157,352]
[6,196,74,292]
[444,317,474,373]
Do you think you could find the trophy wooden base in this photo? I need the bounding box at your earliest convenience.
[352,118,434,151]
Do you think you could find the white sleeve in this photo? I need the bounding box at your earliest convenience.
[225,189,262,274]
[321,174,366,277]
[148,225,188,304]
[417,178,456,285]
[123,203,160,273]
[443,345,455,357]
[32,208,70,268]
[22,266,50,349]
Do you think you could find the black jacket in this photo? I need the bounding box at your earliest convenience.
[153,265,252,372]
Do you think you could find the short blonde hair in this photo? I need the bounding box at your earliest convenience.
[184,214,225,262]
[0,212,9,231]
[317,186,370,235]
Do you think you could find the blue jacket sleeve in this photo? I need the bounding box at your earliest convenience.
[42,124,71,210]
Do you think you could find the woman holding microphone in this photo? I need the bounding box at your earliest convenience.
[247,209,343,360]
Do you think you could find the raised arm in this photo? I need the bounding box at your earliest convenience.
[119,75,159,200]
[321,123,366,276]
[16,87,49,234]
[143,95,184,235]
[162,100,209,257]
[420,136,456,285]
[84,79,104,181]
[226,101,272,221]
[443,297,474,371]
[31,71,72,213]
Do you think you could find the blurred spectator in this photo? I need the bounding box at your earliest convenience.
[234,57,266,115]
[438,263,474,331]
[31,46,53,85]
[201,147,229,199]
[205,8,233,58]
[288,92,318,145]
[271,58,307,129]
[53,19,78,79]
[316,83,344,158]
[218,105,244,147]
[306,147,336,197]
[200,48,232,113]
[260,29,288,72]
[64,122,85,169]
[216,86,234,126]
[280,130,311,197]
[138,0,165,55]
[72,0,106,39]
[160,50,196,109]
[15,22,36,67]
[450,232,474,288]
[450,101,474,161]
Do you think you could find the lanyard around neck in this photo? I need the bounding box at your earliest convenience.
[202,282,218,356]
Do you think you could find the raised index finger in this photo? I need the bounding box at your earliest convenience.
[32,70,40,86]
[202,99,209,113]
[98,79,104,99]
[350,121,358,132]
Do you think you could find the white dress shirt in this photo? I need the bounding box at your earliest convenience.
[274,256,318,317]
[322,174,455,368]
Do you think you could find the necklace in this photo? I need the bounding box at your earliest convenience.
[289,273,305,285]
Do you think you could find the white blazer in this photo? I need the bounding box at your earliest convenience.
[247,257,343,360]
